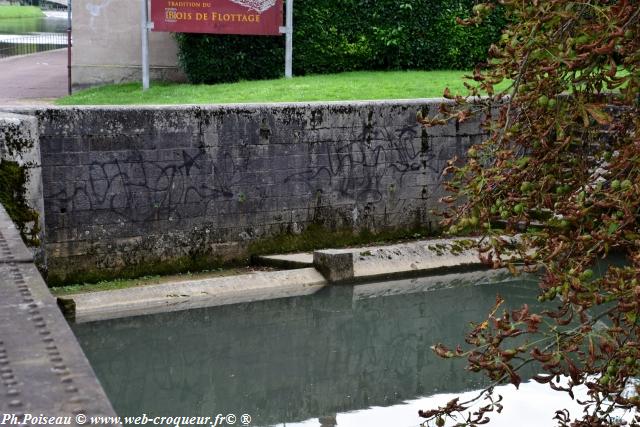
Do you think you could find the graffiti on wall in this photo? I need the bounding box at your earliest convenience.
[44,116,462,233]
[48,148,247,223]
[284,124,451,203]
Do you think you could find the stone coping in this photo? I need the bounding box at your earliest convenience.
[0,203,119,424]
[1,98,454,113]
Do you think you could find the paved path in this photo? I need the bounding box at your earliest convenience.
[0,49,68,105]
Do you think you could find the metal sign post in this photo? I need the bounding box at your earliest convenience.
[284,0,293,78]
[141,0,150,91]
[67,0,72,95]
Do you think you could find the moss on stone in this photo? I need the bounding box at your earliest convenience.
[248,223,435,257]
[2,123,34,156]
[45,252,243,287]
[46,224,437,287]
[0,160,40,246]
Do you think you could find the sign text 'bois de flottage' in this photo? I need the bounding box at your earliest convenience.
[151,0,283,35]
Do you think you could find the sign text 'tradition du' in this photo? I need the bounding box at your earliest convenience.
[151,0,283,35]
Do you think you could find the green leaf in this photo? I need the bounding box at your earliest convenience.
[584,104,612,125]
[626,312,637,325]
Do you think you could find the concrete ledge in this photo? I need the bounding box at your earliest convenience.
[60,237,510,322]
[4,98,452,112]
[60,268,328,323]
[0,204,118,423]
[313,238,486,284]
[0,205,33,264]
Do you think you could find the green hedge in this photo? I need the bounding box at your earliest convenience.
[175,1,505,84]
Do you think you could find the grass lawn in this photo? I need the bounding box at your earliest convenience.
[58,70,506,105]
[0,5,43,19]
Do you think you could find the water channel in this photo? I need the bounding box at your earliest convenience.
[0,11,67,58]
[70,269,592,427]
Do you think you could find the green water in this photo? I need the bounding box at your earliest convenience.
[72,270,546,426]
[0,14,66,57]
[0,16,66,34]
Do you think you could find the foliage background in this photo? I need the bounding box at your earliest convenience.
[419,0,640,425]
[174,0,506,84]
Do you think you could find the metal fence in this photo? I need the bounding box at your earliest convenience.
[0,31,67,59]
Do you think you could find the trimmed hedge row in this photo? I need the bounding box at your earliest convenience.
[175,1,505,84]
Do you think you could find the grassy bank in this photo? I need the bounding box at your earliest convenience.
[0,5,43,19]
[58,70,508,105]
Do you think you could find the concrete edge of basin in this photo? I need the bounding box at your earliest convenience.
[312,238,490,284]
[59,237,514,323]
[0,202,120,422]
[0,204,34,264]
[60,267,328,323]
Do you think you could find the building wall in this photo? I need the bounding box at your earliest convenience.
[72,0,186,88]
[25,100,482,282]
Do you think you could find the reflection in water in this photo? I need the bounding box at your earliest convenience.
[0,15,67,58]
[287,380,590,427]
[0,16,67,34]
[72,270,544,427]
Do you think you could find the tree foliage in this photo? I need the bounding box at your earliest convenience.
[419,0,640,426]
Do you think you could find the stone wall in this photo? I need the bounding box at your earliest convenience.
[0,112,46,261]
[15,100,483,282]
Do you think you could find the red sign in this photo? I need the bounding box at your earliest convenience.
[151,0,283,35]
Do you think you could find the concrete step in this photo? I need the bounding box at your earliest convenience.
[253,252,314,269]
[313,238,489,283]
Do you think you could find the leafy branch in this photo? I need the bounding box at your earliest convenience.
[418,0,640,426]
